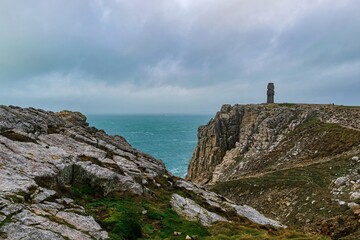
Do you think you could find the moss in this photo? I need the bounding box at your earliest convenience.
[204,222,329,240]
[64,181,209,240]
[336,105,360,109]
[62,176,328,239]
[211,155,359,238]
[278,103,297,107]
[0,217,12,228]
[250,116,360,174]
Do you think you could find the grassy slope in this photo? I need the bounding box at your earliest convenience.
[62,175,328,240]
[211,154,360,239]
[230,117,360,178]
[211,117,360,239]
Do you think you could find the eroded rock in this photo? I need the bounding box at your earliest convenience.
[0,105,167,239]
[170,194,227,226]
[0,105,284,239]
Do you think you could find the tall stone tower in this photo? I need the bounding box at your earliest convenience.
[267,83,275,104]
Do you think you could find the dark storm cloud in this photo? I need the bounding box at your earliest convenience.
[0,0,359,113]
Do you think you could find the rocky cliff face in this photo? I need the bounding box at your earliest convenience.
[0,105,302,240]
[187,103,360,238]
[187,104,360,185]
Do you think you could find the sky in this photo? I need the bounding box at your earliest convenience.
[0,0,359,114]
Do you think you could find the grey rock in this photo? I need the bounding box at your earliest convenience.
[32,188,57,203]
[74,161,143,196]
[175,180,284,228]
[334,177,349,187]
[39,221,93,240]
[12,210,48,226]
[231,204,285,228]
[10,208,105,240]
[187,104,360,185]
[55,211,102,232]
[170,194,227,226]
[350,192,360,200]
[1,222,64,240]
[0,105,284,238]
[1,204,24,216]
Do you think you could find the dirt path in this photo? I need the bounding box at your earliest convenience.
[218,148,360,182]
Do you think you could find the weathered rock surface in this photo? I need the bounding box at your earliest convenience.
[187,103,360,238]
[187,104,360,185]
[0,106,165,239]
[171,194,227,226]
[173,180,284,228]
[0,105,284,239]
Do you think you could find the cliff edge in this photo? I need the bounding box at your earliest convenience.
[187,103,360,238]
[187,104,360,185]
[2,105,316,240]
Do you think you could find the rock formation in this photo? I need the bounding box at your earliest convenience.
[0,105,292,240]
[187,104,360,184]
[187,103,360,238]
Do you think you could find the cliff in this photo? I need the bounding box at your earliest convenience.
[187,103,360,238]
[1,105,324,240]
[187,104,360,184]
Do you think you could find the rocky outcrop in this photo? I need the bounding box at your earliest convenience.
[187,103,360,238]
[0,105,285,240]
[187,104,360,185]
[170,194,227,226]
[173,180,284,228]
[0,106,167,239]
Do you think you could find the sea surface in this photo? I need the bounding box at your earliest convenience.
[87,115,212,177]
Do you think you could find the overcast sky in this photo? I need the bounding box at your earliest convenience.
[0,0,359,114]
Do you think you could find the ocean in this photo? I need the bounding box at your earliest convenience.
[87,115,212,177]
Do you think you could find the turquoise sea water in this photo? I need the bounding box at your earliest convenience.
[87,115,211,177]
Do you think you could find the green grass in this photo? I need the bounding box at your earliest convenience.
[211,154,359,239]
[336,105,360,109]
[204,222,328,240]
[247,116,360,175]
[278,103,298,107]
[63,179,329,240]
[0,217,11,229]
[67,183,209,240]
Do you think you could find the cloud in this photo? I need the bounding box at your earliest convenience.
[0,0,359,113]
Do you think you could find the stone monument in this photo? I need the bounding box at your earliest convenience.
[267,83,275,103]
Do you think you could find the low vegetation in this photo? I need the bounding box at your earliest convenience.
[64,177,328,240]
[211,154,360,239]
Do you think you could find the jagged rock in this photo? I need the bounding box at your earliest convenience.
[0,105,284,239]
[334,177,349,187]
[55,211,102,232]
[170,194,227,226]
[1,204,24,216]
[187,104,360,185]
[231,204,284,228]
[348,202,360,214]
[175,180,284,228]
[74,161,143,196]
[0,105,167,239]
[350,192,360,200]
[1,223,64,240]
[32,188,57,203]
[186,103,360,238]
